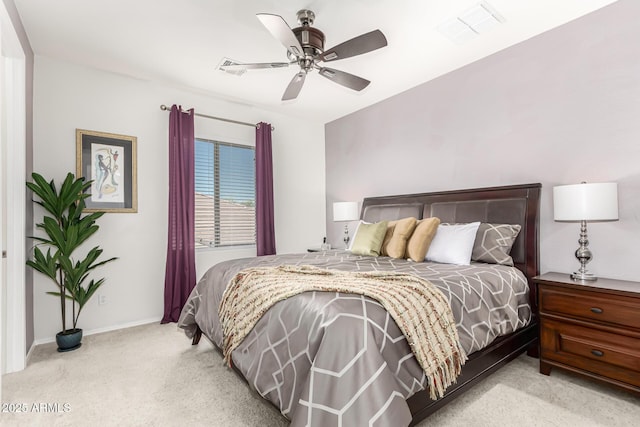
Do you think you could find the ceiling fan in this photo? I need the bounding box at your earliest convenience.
[221,10,388,100]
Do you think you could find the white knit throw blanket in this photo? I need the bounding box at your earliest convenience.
[219,265,467,399]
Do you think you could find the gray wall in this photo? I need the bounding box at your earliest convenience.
[325,0,640,281]
[3,0,34,353]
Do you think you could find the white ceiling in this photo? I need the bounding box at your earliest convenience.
[15,0,618,123]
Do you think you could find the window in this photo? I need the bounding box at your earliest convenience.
[195,138,255,248]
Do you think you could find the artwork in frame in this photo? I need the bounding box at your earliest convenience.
[76,129,138,213]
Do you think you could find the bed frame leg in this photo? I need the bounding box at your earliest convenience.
[192,326,202,345]
[526,341,539,358]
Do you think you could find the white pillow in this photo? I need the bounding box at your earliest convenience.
[425,222,481,265]
[348,220,370,250]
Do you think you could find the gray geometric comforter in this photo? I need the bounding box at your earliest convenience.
[178,250,531,427]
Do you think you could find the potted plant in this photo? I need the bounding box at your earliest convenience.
[26,172,117,352]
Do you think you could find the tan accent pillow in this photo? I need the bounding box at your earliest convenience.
[351,221,388,256]
[381,217,418,258]
[405,217,441,262]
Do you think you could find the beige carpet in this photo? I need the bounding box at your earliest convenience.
[2,323,638,426]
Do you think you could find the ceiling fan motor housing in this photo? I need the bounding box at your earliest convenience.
[289,9,325,60]
[291,26,325,57]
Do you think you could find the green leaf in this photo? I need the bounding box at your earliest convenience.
[46,291,74,301]
[27,173,60,218]
[26,247,60,282]
[41,216,67,253]
[76,278,106,310]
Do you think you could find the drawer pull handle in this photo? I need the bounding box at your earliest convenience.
[590,307,603,314]
[591,349,604,357]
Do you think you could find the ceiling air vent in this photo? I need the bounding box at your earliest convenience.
[217,58,246,76]
[438,1,505,44]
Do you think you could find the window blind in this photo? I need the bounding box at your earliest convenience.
[195,138,255,248]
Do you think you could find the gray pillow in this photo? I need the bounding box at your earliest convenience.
[471,223,521,266]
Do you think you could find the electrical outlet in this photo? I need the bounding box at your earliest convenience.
[98,294,107,305]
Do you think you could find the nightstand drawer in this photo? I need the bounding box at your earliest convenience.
[539,286,640,330]
[541,319,640,386]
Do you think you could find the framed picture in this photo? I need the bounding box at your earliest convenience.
[76,129,138,213]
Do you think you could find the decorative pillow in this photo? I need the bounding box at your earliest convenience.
[425,222,481,265]
[348,220,370,251]
[381,217,418,258]
[471,223,521,266]
[405,217,441,262]
[351,221,388,256]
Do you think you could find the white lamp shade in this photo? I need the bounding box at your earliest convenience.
[553,182,618,221]
[333,201,359,222]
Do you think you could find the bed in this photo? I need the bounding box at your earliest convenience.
[178,183,541,426]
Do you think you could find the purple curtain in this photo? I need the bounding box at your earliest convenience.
[256,122,276,256]
[161,105,196,323]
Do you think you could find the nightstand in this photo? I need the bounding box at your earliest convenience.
[534,272,640,394]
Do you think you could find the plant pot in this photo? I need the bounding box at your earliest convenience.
[56,328,83,352]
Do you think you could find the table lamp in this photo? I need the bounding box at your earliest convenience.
[553,182,618,281]
[333,201,359,249]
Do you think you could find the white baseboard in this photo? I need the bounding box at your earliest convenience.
[25,341,36,366]
[32,317,163,346]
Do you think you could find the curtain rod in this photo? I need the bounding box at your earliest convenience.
[160,104,274,131]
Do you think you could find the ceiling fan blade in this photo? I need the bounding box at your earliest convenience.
[282,72,306,101]
[318,67,370,91]
[220,62,291,71]
[319,30,387,62]
[257,13,304,58]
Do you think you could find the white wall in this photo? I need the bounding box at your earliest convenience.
[32,55,326,342]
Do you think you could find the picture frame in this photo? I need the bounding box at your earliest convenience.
[76,129,138,213]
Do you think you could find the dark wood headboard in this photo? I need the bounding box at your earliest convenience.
[360,183,541,306]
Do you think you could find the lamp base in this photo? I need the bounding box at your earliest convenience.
[571,271,597,281]
[343,224,350,249]
[571,220,597,282]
